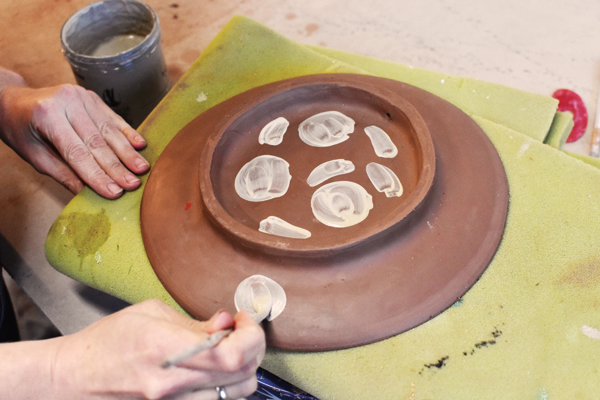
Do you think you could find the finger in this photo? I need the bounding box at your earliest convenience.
[5,122,85,194]
[25,142,85,193]
[86,90,147,148]
[166,375,258,400]
[63,99,143,192]
[130,301,261,382]
[204,310,236,334]
[215,377,259,400]
[153,353,259,399]
[134,300,234,334]
[231,310,266,363]
[232,311,260,331]
[145,340,259,399]
[84,90,150,172]
[185,311,265,374]
[160,311,236,369]
[221,311,266,369]
[33,107,125,199]
[161,374,258,400]
[188,375,258,400]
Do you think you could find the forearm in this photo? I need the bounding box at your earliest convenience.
[0,67,27,94]
[0,67,27,100]
[0,67,28,141]
[0,338,65,400]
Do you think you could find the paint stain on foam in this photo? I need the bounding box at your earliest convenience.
[557,258,600,288]
[462,327,503,356]
[419,356,449,374]
[196,92,207,102]
[582,325,600,340]
[451,298,463,307]
[48,209,111,268]
[518,143,530,156]
[406,382,416,400]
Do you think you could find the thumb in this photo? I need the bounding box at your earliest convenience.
[233,310,260,329]
[202,310,235,334]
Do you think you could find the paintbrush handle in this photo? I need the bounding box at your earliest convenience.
[161,328,234,368]
[590,127,600,157]
[590,84,600,157]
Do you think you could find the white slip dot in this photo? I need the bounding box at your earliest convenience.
[582,325,600,340]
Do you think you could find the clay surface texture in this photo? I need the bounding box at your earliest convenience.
[200,78,435,255]
[140,74,509,351]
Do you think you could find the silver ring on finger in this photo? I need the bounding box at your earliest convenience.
[215,386,228,400]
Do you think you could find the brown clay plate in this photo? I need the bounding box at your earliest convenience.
[199,77,436,256]
[140,74,509,351]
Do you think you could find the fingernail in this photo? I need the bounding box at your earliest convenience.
[125,173,140,185]
[108,183,123,195]
[212,309,232,326]
[211,309,227,320]
[135,135,146,144]
[136,158,150,170]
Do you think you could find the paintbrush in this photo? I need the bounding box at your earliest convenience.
[161,276,287,369]
[161,329,233,368]
[161,281,275,369]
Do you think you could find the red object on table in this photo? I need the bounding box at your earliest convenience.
[552,89,588,143]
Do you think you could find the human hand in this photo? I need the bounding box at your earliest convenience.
[0,77,149,199]
[52,299,265,400]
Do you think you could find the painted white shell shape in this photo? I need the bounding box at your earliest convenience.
[259,216,311,239]
[306,159,355,187]
[364,125,398,158]
[311,181,373,228]
[298,111,355,147]
[366,162,403,197]
[235,155,291,202]
[234,275,287,322]
[258,117,289,146]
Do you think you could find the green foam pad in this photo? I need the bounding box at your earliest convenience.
[565,151,600,169]
[262,118,600,399]
[46,16,600,399]
[309,46,558,142]
[545,111,574,149]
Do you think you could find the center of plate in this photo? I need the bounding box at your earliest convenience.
[199,78,436,256]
